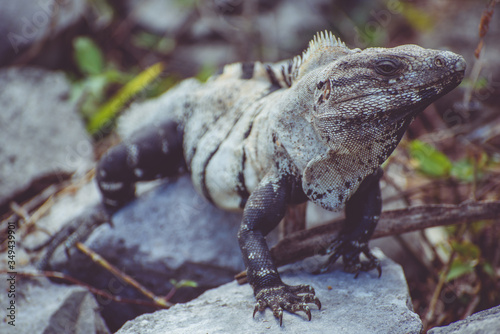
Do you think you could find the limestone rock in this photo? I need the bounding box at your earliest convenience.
[0,67,93,210]
[116,249,423,334]
[45,175,244,331]
[428,305,500,334]
[0,274,110,334]
[0,0,87,65]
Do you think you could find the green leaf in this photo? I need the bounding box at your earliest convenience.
[87,62,165,134]
[176,280,198,288]
[446,259,475,282]
[409,140,452,177]
[451,159,475,182]
[450,240,480,259]
[169,279,198,288]
[482,262,495,278]
[196,63,217,83]
[73,37,104,75]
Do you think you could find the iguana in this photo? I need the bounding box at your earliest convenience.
[95,31,466,325]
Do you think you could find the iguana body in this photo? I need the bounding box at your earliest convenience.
[96,32,466,324]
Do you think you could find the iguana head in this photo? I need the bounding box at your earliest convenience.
[290,32,466,211]
[310,42,465,153]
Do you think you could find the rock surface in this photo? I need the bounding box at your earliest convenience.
[116,249,423,334]
[0,67,93,210]
[0,0,87,65]
[44,175,244,331]
[0,274,110,334]
[428,305,500,334]
[48,176,244,284]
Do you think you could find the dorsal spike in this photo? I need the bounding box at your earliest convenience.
[283,31,353,86]
[302,30,346,61]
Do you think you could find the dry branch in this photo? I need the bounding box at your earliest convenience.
[270,201,500,267]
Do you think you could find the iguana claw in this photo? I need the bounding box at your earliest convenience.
[320,238,382,278]
[253,284,321,326]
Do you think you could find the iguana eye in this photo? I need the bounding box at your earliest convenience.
[434,56,445,67]
[374,59,401,76]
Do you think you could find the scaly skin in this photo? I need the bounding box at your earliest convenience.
[96,31,466,325]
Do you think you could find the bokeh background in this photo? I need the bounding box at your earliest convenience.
[0,0,499,332]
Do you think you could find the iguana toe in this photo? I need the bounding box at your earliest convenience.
[253,284,321,326]
[321,238,382,278]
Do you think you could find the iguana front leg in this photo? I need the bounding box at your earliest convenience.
[322,169,383,277]
[238,174,321,325]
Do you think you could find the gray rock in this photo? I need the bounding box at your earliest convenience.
[116,249,423,334]
[76,175,245,277]
[45,175,244,331]
[428,305,500,334]
[0,67,93,209]
[49,175,244,282]
[0,274,110,334]
[0,0,87,65]
[126,0,192,35]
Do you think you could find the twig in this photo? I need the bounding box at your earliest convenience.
[75,242,173,308]
[0,269,166,309]
[270,201,500,268]
[236,201,500,283]
[35,203,110,268]
[423,224,463,329]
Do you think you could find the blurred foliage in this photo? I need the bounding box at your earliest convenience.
[446,240,480,281]
[173,0,199,9]
[406,136,499,329]
[409,140,453,177]
[13,0,496,330]
[195,63,217,83]
[398,2,434,32]
[132,32,176,54]
[73,37,105,75]
[169,278,198,289]
[89,0,114,25]
[87,62,165,135]
[70,36,177,136]
[408,140,490,182]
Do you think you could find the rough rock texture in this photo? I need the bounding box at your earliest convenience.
[0,0,87,65]
[116,249,422,334]
[428,305,500,334]
[0,67,93,210]
[49,176,244,281]
[45,175,244,331]
[0,274,110,334]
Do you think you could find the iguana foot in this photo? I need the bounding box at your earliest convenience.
[253,284,321,326]
[320,238,382,278]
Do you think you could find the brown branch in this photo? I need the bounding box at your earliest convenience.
[270,201,500,268]
[236,200,500,284]
[75,242,173,308]
[0,269,167,309]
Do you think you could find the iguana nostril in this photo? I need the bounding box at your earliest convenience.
[455,57,467,72]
